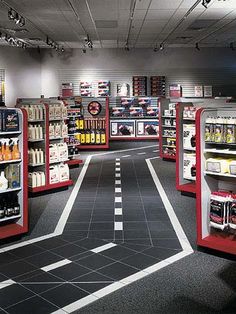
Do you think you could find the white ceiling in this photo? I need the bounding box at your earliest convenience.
[0,0,236,49]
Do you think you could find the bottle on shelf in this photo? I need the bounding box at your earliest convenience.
[10,138,21,160]
[0,171,8,191]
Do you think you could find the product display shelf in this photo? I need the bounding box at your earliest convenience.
[17,99,73,192]
[0,108,28,239]
[159,98,177,161]
[196,107,236,255]
[109,97,159,140]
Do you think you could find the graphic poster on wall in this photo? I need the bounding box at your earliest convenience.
[169,84,182,98]
[204,85,213,98]
[136,120,159,137]
[62,83,73,97]
[194,85,203,97]
[110,120,135,137]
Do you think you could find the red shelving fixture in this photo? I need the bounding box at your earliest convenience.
[0,108,28,239]
[17,99,73,193]
[196,107,236,255]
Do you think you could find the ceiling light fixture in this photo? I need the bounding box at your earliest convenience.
[195,42,200,50]
[8,8,25,27]
[153,46,158,52]
[159,43,164,51]
[202,0,212,8]
[82,48,86,53]
[230,42,235,51]
[85,34,93,50]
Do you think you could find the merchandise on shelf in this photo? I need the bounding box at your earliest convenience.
[163,129,176,137]
[28,171,46,188]
[21,105,43,121]
[169,84,182,98]
[209,191,230,230]
[98,81,110,97]
[150,76,166,97]
[80,81,93,97]
[49,122,68,138]
[183,106,197,119]
[183,124,196,149]
[163,146,176,157]
[5,164,20,188]
[183,152,196,180]
[121,97,134,106]
[49,103,67,120]
[129,107,143,117]
[28,148,44,165]
[0,194,20,219]
[0,137,21,161]
[28,124,43,140]
[112,107,126,117]
[132,76,147,96]
[49,143,68,163]
[117,83,130,97]
[0,170,8,191]
[0,109,19,132]
[205,116,236,144]
[147,106,159,116]
[49,164,69,184]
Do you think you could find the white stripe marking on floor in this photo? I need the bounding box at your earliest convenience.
[153,150,159,152]
[115,180,121,185]
[122,155,131,158]
[115,208,122,215]
[137,152,146,155]
[115,187,121,193]
[114,221,123,231]
[41,259,71,272]
[115,168,121,172]
[115,173,121,177]
[115,196,122,203]
[91,242,117,253]
[0,279,15,290]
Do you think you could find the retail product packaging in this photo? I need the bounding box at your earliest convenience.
[2,110,19,132]
[163,129,176,137]
[5,164,20,188]
[138,97,151,106]
[164,118,172,126]
[129,107,143,117]
[117,84,130,97]
[62,83,73,97]
[169,84,182,98]
[214,117,225,143]
[28,171,45,187]
[54,123,61,137]
[164,110,172,117]
[183,106,196,119]
[209,191,231,230]
[121,97,134,107]
[54,104,62,118]
[0,171,8,191]
[112,107,125,117]
[205,158,231,173]
[183,153,196,180]
[183,124,196,149]
[58,164,69,182]
[226,117,236,144]
[49,165,60,184]
[49,105,55,120]
[49,144,59,163]
[57,143,68,161]
[169,103,176,110]
[229,197,236,230]
[147,107,159,116]
[229,160,236,175]
[205,117,215,142]
[167,138,176,146]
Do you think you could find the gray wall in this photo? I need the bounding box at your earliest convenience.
[41,48,236,98]
[0,47,41,106]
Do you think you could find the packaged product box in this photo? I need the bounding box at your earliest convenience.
[229,198,236,230]
[229,160,236,175]
[5,164,20,188]
[183,153,196,180]
[183,124,196,149]
[112,107,125,117]
[49,165,59,184]
[209,191,231,230]
[2,110,19,132]
[206,158,231,173]
[129,107,143,117]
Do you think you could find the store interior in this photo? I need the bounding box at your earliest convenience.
[1,0,236,313]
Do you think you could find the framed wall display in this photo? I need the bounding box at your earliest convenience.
[136,120,159,137]
[204,85,213,98]
[110,120,135,137]
[194,85,203,97]
[87,101,102,116]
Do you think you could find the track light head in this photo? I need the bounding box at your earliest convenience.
[202,0,212,8]
[8,8,17,20]
[18,16,25,27]
[61,47,65,52]
[82,48,86,54]
[153,47,158,52]
[159,43,164,51]
[195,42,200,51]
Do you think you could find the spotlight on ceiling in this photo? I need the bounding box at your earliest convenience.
[230,42,235,51]
[202,0,212,8]
[159,43,164,51]
[82,48,86,53]
[195,42,200,51]
[153,47,158,52]
[61,47,65,52]
[18,16,25,27]
[8,8,17,20]
[8,8,25,27]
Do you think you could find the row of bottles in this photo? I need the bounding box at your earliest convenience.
[49,122,68,138]
[28,171,46,188]
[49,143,68,163]
[49,103,67,120]
[21,105,43,121]
[28,148,44,165]
[0,194,20,219]
[0,138,20,161]
[28,124,43,140]
[205,116,236,144]
[49,164,70,184]
[0,164,20,191]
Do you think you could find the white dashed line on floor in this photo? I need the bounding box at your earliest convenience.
[41,259,72,272]
[121,155,131,158]
[137,152,146,155]
[91,242,117,253]
[0,279,15,290]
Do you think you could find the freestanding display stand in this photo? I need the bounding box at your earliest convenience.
[17,99,73,193]
[0,108,28,239]
[196,107,236,255]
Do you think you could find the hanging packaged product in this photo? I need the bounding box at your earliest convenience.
[205,117,214,142]
[209,191,231,230]
[214,116,225,143]
[58,163,69,182]
[10,138,21,160]
[2,110,19,132]
[183,124,196,149]
[0,171,8,191]
[57,143,68,161]
[5,164,20,188]
[183,153,196,180]
[49,144,59,163]
[226,117,236,144]
[229,196,236,230]
[49,165,60,184]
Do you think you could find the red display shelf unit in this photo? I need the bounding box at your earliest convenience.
[0,108,28,239]
[196,107,236,255]
[28,179,73,193]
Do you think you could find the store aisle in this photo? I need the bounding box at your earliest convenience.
[0,146,191,314]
